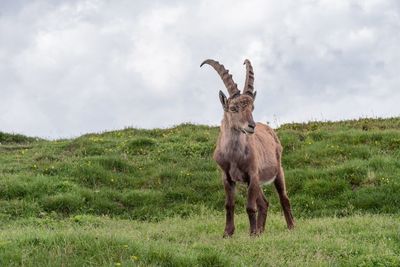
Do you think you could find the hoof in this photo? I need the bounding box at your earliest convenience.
[223,228,235,238]
[223,232,234,238]
[249,231,259,237]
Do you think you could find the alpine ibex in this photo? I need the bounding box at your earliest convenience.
[201,59,294,236]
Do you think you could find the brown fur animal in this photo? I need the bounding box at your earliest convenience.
[201,59,295,236]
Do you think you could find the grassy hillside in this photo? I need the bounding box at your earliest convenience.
[1,117,400,266]
[1,118,400,221]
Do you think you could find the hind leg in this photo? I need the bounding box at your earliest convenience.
[274,167,295,229]
[256,190,269,234]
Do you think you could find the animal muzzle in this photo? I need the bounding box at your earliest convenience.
[242,122,256,134]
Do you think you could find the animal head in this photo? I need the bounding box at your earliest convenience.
[201,59,257,134]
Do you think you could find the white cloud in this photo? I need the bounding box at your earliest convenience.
[129,5,190,94]
[0,0,399,138]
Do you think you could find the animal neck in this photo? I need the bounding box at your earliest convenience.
[220,117,248,152]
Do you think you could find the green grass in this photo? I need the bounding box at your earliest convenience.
[0,213,399,266]
[1,117,400,265]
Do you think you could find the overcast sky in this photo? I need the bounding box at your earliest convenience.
[1,0,399,138]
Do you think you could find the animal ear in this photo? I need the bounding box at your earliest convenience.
[253,91,257,100]
[219,90,228,111]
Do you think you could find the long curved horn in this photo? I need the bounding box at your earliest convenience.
[243,59,254,96]
[200,59,240,98]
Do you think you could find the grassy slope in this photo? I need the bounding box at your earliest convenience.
[1,117,400,266]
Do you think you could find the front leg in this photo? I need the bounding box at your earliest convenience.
[247,178,261,236]
[223,174,236,237]
[256,191,269,234]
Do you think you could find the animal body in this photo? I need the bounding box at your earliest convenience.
[200,59,295,236]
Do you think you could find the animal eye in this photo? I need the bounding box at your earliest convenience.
[230,106,238,112]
